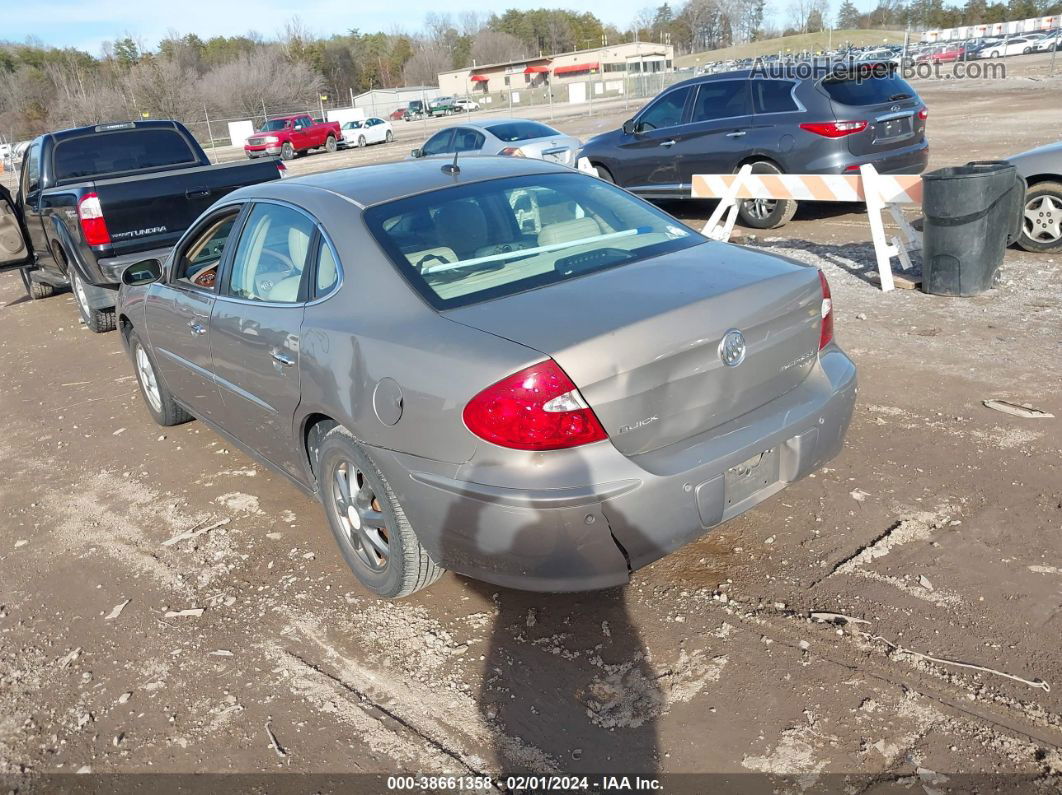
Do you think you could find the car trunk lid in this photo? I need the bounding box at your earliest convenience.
[820,71,924,157]
[446,243,824,456]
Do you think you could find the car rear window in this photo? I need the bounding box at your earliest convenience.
[821,73,916,106]
[752,79,799,114]
[363,173,703,310]
[486,122,561,142]
[53,129,199,182]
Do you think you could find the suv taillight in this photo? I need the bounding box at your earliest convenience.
[917,106,929,120]
[77,192,111,246]
[463,360,607,450]
[819,270,834,350]
[799,120,868,138]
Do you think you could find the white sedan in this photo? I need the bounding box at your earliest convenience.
[978,36,1036,57]
[454,98,481,112]
[340,117,394,148]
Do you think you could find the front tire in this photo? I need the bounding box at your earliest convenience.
[737,161,798,229]
[127,329,192,426]
[1017,181,1062,253]
[20,269,54,300]
[281,142,295,161]
[358,135,366,148]
[317,426,444,599]
[593,164,615,183]
[325,135,337,153]
[385,130,393,143]
[69,268,116,333]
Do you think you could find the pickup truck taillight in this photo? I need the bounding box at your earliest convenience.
[77,193,111,246]
[276,161,287,178]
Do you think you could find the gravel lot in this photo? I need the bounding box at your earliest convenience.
[1,55,1061,788]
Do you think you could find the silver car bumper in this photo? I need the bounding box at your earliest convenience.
[372,347,857,592]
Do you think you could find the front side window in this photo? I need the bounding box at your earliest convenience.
[637,86,692,131]
[226,203,316,303]
[422,130,453,156]
[173,210,240,290]
[364,173,703,310]
[453,129,485,152]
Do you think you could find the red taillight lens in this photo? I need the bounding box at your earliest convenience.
[799,120,868,138]
[818,270,834,350]
[276,160,287,176]
[917,106,929,120]
[463,360,607,450]
[77,192,111,246]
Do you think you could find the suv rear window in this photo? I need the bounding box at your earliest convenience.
[364,173,702,310]
[486,122,560,142]
[752,80,798,113]
[821,73,916,106]
[53,129,198,182]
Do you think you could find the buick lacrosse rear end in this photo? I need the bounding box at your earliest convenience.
[116,157,856,598]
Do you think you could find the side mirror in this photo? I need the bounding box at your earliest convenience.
[622,119,639,136]
[411,148,422,158]
[122,258,162,286]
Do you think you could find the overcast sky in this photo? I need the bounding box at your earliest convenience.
[4,0,795,54]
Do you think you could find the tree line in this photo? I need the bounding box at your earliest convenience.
[3,0,1060,142]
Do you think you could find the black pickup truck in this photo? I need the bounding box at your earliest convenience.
[0,120,283,331]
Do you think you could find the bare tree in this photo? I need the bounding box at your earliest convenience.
[401,43,452,86]
[470,30,528,66]
[199,48,322,118]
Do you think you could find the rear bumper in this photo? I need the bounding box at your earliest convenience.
[804,139,929,176]
[372,347,857,592]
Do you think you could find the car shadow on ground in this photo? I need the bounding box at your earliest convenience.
[438,458,662,776]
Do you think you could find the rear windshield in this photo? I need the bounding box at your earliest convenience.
[486,122,561,142]
[363,173,703,310]
[822,73,916,106]
[53,129,198,182]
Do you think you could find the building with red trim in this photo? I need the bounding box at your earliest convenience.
[437,41,673,100]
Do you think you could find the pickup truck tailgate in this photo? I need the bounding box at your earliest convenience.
[91,159,280,256]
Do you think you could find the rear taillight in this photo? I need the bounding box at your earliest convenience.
[917,106,929,120]
[463,360,607,450]
[799,120,868,138]
[818,270,834,350]
[499,147,526,157]
[77,192,111,246]
[276,161,287,177]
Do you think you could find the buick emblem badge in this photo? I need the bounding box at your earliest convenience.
[719,329,747,367]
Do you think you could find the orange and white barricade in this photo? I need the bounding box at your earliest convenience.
[692,164,923,292]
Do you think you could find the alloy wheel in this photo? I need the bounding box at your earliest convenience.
[744,198,778,220]
[331,459,390,572]
[1024,194,1061,243]
[135,344,163,413]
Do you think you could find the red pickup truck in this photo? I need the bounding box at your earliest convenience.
[244,114,341,160]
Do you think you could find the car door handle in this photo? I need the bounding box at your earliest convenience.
[185,187,212,199]
[271,352,294,367]
[659,139,676,147]
[188,322,206,336]
[725,131,747,138]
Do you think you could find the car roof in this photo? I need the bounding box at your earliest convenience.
[228,156,573,208]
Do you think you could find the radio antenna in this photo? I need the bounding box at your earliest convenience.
[441,147,460,176]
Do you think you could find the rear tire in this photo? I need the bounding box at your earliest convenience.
[1017,181,1062,253]
[358,135,366,148]
[20,269,54,300]
[325,135,337,153]
[737,161,798,230]
[317,426,444,599]
[69,268,116,333]
[127,328,192,426]
[385,130,394,143]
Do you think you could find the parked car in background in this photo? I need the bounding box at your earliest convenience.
[454,98,481,112]
[110,157,855,599]
[915,44,964,63]
[1007,140,1062,253]
[244,114,341,161]
[340,118,395,148]
[578,65,928,229]
[411,119,581,166]
[0,120,282,330]
[978,36,1035,57]
[389,107,407,121]
[1034,32,1062,52]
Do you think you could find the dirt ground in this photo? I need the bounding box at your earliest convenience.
[1,56,1061,791]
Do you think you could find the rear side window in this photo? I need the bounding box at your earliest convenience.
[752,80,799,114]
[690,80,748,122]
[53,129,198,182]
[486,122,560,142]
[822,74,916,106]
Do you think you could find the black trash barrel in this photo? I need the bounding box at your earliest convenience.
[921,161,1025,296]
